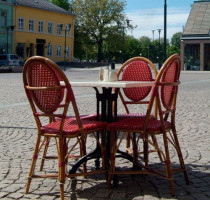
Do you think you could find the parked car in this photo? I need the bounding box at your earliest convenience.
[0,54,20,66]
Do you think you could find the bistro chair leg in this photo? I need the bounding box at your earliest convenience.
[172,128,190,184]
[108,131,116,187]
[162,133,175,196]
[58,138,66,200]
[126,134,131,153]
[151,135,163,161]
[26,134,42,194]
[143,135,149,168]
[132,133,138,167]
[101,130,106,171]
[59,183,64,200]
[40,136,50,171]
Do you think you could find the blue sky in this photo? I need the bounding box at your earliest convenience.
[124,0,195,40]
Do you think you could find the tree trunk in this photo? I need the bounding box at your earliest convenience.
[97,39,103,62]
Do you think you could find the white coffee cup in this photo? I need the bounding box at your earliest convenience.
[109,70,118,81]
[103,69,109,81]
[99,67,104,81]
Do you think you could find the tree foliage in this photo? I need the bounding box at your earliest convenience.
[71,0,130,62]
[48,0,182,64]
[49,0,70,10]
[171,32,182,49]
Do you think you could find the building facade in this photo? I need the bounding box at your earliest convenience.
[14,0,75,62]
[0,0,14,54]
[181,1,210,71]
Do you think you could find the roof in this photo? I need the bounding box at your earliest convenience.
[182,1,210,37]
[15,0,74,16]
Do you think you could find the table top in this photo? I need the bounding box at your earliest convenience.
[70,80,154,88]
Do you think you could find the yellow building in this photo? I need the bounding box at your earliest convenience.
[14,0,75,62]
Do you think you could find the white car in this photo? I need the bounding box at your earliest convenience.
[0,54,20,66]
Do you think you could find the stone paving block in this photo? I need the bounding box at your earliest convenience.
[7,192,24,199]
[1,71,210,199]
[131,196,144,200]
[142,194,159,200]
[95,188,112,198]
[190,193,210,200]
[24,193,42,199]
[0,192,8,198]
[109,191,126,200]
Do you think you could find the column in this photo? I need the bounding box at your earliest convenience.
[180,40,185,70]
[200,42,204,71]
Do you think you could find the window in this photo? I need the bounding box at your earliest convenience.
[38,20,44,33]
[57,24,62,35]
[0,11,7,27]
[56,45,62,57]
[18,18,24,30]
[65,46,70,58]
[48,22,53,34]
[65,24,71,36]
[185,44,200,71]
[47,44,53,56]
[28,19,34,32]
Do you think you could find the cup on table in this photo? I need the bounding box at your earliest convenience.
[99,67,104,81]
[109,70,118,81]
[103,69,109,81]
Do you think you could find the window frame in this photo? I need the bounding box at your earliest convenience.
[65,24,71,36]
[28,19,34,32]
[65,46,70,58]
[56,45,62,57]
[47,44,53,56]
[18,17,24,31]
[57,24,62,35]
[48,22,53,34]
[38,20,44,33]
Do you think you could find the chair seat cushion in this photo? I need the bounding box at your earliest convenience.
[117,113,154,121]
[107,117,171,132]
[78,113,151,122]
[41,117,106,135]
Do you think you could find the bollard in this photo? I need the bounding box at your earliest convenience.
[111,61,115,70]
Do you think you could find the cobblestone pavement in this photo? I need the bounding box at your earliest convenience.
[0,67,210,200]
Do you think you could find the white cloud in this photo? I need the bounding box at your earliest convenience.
[126,7,190,40]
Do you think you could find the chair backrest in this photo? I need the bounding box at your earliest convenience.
[155,54,181,120]
[23,56,80,130]
[117,57,158,114]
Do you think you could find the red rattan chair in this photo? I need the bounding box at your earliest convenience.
[115,57,162,160]
[107,54,189,195]
[23,56,107,200]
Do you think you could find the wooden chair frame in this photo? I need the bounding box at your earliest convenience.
[115,57,162,160]
[23,56,106,200]
[107,54,189,195]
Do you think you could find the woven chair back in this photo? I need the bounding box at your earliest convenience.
[157,54,181,112]
[23,56,73,114]
[119,57,157,102]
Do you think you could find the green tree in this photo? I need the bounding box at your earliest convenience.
[71,0,130,62]
[167,45,180,56]
[139,36,151,59]
[125,36,141,59]
[171,32,182,49]
[49,0,70,10]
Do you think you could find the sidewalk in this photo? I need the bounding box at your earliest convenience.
[0,69,210,200]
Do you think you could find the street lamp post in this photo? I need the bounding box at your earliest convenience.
[157,28,162,69]
[151,30,155,42]
[164,0,167,61]
[6,26,14,54]
[118,19,130,63]
[151,30,155,60]
[60,24,71,71]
